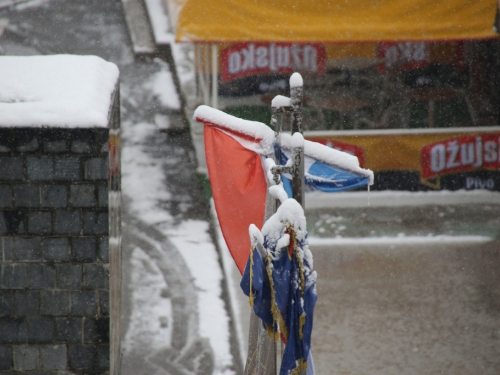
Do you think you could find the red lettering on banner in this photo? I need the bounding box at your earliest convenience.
[309,138,365,168]
[221,43,326,83]
[377,41,466,74]
[421,135,500,179]
[377,42,429,73]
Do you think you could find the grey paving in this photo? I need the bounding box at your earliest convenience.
[311,240,500,375]
[307,203,500,239]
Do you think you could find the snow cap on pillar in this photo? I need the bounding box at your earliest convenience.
[291,132,305,148]
[289,72,303,88]
[271,95,291,108]
[0,54,119,128]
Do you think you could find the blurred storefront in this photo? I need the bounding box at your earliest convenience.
[166,0,500,191]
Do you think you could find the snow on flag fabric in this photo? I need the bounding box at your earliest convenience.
[195,105,373,274]
[276,143,373,197]
[241,195,317,375]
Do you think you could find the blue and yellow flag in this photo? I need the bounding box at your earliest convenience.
[241,199,317,375]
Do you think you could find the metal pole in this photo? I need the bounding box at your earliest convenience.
[204,44,210,104]
[291,140,305,208]
[290,73,305,208]
[211,43,218,109]
[290,74,303,134]
[196,44,207,104]
[244,191,279,375]
[245,74,306,375]
[290,73,306,375]
[271,107,282,186]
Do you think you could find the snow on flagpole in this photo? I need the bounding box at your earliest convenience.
[244,73,307,375]
[242,72,317,374]
[195,71,372,375]
[290,72,307,375]
[268,72,307,375]
[290,73,305,209]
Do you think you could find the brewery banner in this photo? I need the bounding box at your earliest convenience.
[376,41,466,73]
[168,0,498,43]
[220,43,326,83]
[377,42,430,73]
[307,127,500,191]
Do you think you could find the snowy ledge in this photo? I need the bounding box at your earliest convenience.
[308,235,494,246]
[306,189,500,208]
[0,55,119,128]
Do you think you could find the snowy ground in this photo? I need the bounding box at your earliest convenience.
[312,239,500,375]
[120,115,237,375]
[222,191,500,374]
[303,191,500,374]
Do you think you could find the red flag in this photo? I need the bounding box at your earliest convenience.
[196,105,373,275]
[204,125,267,274]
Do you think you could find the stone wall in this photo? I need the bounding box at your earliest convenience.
[0,126,116,374]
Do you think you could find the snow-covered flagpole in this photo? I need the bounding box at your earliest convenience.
[289,73,307,375]
[242,72,316,375]
[289,72,305,209]
[268,72,307,375]
[195,70,372,375]
[244,72,307,375]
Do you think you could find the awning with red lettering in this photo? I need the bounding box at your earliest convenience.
[164,0,498,43]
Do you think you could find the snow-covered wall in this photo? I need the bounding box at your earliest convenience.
[0,55,121,375]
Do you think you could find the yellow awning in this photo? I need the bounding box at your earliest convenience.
[166,0,498,43]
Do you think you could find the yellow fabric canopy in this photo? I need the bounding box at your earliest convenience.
[166,0,498,43]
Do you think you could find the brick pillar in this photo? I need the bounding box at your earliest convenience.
[0,94,121,374]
